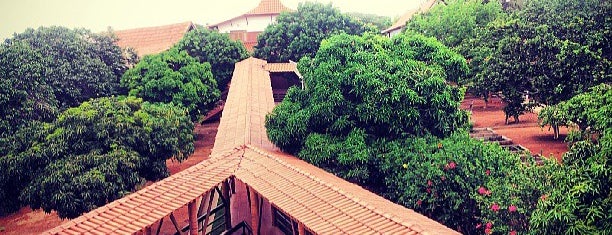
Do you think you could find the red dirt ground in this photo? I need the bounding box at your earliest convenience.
[0,121,219,235]
[461,95,568,162]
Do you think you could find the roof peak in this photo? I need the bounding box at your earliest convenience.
[245,0,292,15]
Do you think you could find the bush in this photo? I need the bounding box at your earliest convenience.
[175,26,249,90]
[381,132,552,234]
[121,48,220,121]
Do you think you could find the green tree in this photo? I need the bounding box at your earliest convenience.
[0,97,194,218]
[346,12,392,32]
[406,0,505,56]
[530,131,611,234]
[175,25,249,90]
[121,48,220,121]
[473,0,610,121]
[0,41,57,141]
[266,33,468,184]
[539,83,611,141]
[253,2,373,62]
[6,26,128,109]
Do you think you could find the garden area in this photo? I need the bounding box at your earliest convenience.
[1,0,610,234]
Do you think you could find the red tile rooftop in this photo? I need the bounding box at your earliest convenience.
[113,21,194,57]
[245,0,293,15]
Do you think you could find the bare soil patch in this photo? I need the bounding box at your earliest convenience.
[462,96,567,162]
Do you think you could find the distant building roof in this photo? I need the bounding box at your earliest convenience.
[209,0,292,28]
[114,22,194,57]
[382,0,439,34]
[264,62,297,73]
[44,57,459,235]
[245,0,292,15]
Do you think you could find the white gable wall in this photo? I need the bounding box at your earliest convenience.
[215,15,278,33]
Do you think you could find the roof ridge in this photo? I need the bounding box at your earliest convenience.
[244,145,421,232]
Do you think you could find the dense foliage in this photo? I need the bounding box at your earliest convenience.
[0,42,57,141]
[530,132,611,234]
[532,86,611,233]
[539,83,611,140]
[346,12,392,31]
[121,48,220,121]
[382,132,551,234]
[406,0,505,56]
[0,97,194,218]
[175,26,249,90]
[253,2,373,62]
[5,26,127,109]
[266,32,468,183]
[477,0,610,120]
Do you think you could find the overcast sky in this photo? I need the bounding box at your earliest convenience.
[1,0,427,40]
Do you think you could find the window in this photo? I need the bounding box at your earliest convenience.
[272,206,297,235]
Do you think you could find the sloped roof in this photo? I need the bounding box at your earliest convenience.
[382,0,439,34]
[211,57,277,155]
[114,22,194,57]
[42,149,241,234]
[264,62,297,73]
[44,57,459,234]
[209,0,292,28]
[245,0,292,15]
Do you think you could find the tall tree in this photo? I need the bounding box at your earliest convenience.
[175,26,249,90]
[5,26,128,110]
[0,42,57,141]
[266,33,468,183]
[121,48,220,121]
[0,97,194,218]
[253,2,373,62]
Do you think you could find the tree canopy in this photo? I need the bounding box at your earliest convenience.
[266,33,468,183]
[175,26,249,90]
[121,48,220,121]
[531,86,611,233]
[406,0,505,56]
[253,2,374,62]
[0,41,57,140]
[5,26,127,110]
[0,97,194,218]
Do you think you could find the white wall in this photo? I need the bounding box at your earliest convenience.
[216,15,277,33]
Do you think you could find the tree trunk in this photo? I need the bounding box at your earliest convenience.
[553,125,559,140]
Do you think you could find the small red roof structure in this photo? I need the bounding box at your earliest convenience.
[382,0,439,35]
[245,0,293,15]
[44,57,459,235]
[114,22,194,57]
[208,0,293,52]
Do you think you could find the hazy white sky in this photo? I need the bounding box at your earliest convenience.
[1,0,427,40]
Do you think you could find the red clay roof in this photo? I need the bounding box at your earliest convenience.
[212,57,277,155]
[245,0,292,15]
[264,62,297,73]
[44,57,459,234]
[114,22,194,57]
[209,0,292,28]
[42,149,241,235]
[382,0,439,34]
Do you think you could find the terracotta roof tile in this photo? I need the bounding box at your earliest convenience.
[114,22,193,57]
[264,62,298,72]
[245,0,292,15]
[212,57,276,155]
